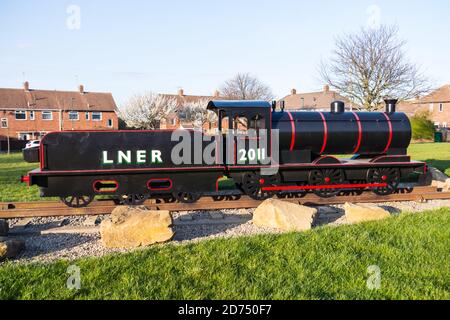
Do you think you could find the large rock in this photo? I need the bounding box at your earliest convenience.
[431,178,450,192]
[429,166,449,182]
[0,239,25,261]
[0,219,9,236]
[100,206,174,249]
[344,202,391,224]
[252,199,317,231]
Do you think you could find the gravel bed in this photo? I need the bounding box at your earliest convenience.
[2,199,449,264]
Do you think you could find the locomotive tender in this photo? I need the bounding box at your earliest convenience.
[22,99,427,207]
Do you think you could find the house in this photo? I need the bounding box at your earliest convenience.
[0,82,118,150]
[159,88,225,130]
[277,85,354,111]
[397,85,450,129]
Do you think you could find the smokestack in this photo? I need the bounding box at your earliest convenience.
[23,81,29,91]
[330,100,345,113]
[385,99,397,114]
[291,88,297,95]
[79,84,84,94]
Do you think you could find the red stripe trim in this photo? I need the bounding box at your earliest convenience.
[92,180,119,193]
[318,112,327,154]
[226,161,425,170]
[382,113,393,154]
[262,182,388,191]
[147,178,173,191]
[29,161,426,175]
[215,176,224,192]
[286,111,295,151]
[351,112,362,154]
[39,145,44,170]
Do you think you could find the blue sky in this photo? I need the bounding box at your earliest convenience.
[0,0,449,105]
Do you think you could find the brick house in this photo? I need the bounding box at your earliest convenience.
[159,88,226,130]
[0,82,118,149]
[277,85,354,111]
[397,85,450,129]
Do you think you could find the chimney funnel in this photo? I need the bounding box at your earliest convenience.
[79,84,84,94]
[323,84,330,93]
[384,99,397,113]
[23,81,29,91]
[178,88,184,96]
[291,88,297,95]
[330,100,345,113]
[213,90,220,98]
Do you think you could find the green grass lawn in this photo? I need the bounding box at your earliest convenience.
[0,142,449,202]
[408,142,450,176]
[0,208,448,299]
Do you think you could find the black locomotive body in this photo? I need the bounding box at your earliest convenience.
[22,99,427,207]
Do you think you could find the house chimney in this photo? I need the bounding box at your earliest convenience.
[291,88,297,95]
[23,81,30,91]
[213,90,220,98]
[323,84,330,93]
[178,88,184,96]
[79,84,84,94]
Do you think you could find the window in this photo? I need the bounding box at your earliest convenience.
[443,122,448,128]
[68,111,79,121]
[30,110,35,120]
[234,116,248,134]
[439,103,444,112]
[18,132,32,140]
[107,119,113,127]
[171,118,177,125]
[42,111,53,120]
[85,112,89,120]
[92,112,102,121]
[434,122,440,128]
[15,110,26,120]
[1,118,7,128]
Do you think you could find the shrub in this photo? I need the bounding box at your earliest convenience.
[411,111,435,140]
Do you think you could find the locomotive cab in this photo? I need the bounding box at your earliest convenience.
[207,100,273,166]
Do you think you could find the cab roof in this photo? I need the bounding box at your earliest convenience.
[207,100,271,110]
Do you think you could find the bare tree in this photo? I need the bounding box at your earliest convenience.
[320,25,430,111]
[179,99,217,129]
[220,73,274,101]
[119,92,178,129]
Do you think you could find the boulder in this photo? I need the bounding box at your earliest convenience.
[252,199,317,231]
[431,178,450,192]
[429,166,449,182]
[100,206,174,249]
[0,239,25,261]
[0,219,9,236]
[344,202,391,224]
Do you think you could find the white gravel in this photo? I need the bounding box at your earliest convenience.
[2,199,450,264]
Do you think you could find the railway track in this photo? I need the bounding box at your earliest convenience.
[1,185,449,219]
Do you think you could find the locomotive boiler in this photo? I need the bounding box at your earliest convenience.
[22,99,426,207]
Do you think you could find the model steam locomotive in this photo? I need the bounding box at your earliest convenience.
[22,99,427,207]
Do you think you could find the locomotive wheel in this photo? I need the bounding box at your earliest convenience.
[121,194,148,206]
[174,191,200,203]
[367,168,400,196]
[242,172,279,200]
[309,169,345,198]
[60,195,94,208]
